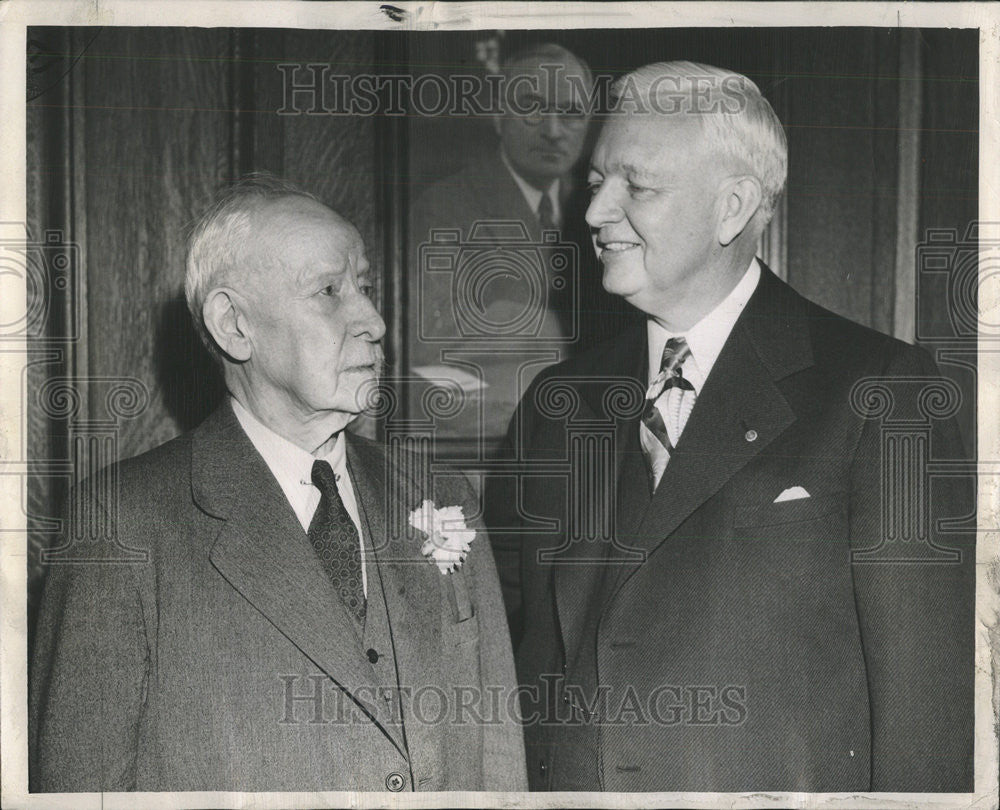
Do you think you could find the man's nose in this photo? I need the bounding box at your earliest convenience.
[585,184,621,229]
[356,294,386,342]
[540,113,565,139]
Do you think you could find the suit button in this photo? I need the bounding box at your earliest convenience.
[366,648,379,664]
[386,772,405,791]
[539,760,548,778]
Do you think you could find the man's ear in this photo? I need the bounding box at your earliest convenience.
[202,288,252,362]
[717,176,764,246]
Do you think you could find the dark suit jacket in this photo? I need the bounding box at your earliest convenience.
[486,265,974,792]
[30,403,527,792]
[410,148,638,357]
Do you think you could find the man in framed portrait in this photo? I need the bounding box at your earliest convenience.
[409,42,635,450]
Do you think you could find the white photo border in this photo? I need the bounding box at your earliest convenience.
[1,2,996,808]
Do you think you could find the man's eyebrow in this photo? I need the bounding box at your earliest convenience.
[589,161,659,181]
[297,261,345,287]
[619,162,659,181]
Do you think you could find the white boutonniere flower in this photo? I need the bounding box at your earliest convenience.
[409,499,475,574]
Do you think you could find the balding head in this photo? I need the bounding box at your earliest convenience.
[185,173,323,359]
[185,174,385,452]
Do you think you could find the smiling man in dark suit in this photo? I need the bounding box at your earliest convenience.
[487,61,974,792]
[30,175,527,792]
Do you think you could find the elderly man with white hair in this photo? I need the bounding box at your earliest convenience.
[488,61,974,792]
[30,175,527,793]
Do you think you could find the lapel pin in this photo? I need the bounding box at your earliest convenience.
[745,428,758,442]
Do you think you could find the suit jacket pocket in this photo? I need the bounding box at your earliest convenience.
[734,490,847,529]
[443,613,480,646]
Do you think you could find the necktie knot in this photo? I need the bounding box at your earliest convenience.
[649,336,694,398]
[659,336,691,378]
[641,335,697,492]
[311,459,339,495]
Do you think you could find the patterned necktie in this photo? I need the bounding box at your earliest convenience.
[537,192,557,231]
[308,460,366,624]
[640,337,695,492]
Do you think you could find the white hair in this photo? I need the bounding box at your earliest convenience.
[184,173,319,358]
[611,61,787,224]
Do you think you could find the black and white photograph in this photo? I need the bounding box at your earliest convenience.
[0,2,996,808]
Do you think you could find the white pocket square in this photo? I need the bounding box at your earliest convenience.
[774,486,810,503]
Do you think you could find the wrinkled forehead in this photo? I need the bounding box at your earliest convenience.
[231,197,368,300]
[594,111,707,173]
[504,56,591,105]
[252,197,366,269]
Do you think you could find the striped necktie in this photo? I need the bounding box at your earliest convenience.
[639,337,695,492]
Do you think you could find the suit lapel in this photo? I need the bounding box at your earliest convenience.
[552,326,647,662]
[193,406,405,755]
[469,151,542,242]
[607,266,814,599]
[575,323,648,484]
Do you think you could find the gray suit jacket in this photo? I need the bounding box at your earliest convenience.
[30,403,527,792]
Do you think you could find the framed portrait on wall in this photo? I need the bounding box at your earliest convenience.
[399,29,794,460]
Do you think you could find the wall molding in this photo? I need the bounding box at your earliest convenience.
[893,30,924,344]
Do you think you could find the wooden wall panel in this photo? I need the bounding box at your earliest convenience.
[26,27,95,632]
[917,29,978,341]
[256,30,381,291]
[869,31,905,337]
[917,29,979,452]
[81,28,233,457]
[785,30,888,326]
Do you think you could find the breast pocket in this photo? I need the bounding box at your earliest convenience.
[442,613,480,647]
[733,491,848,544]
[736,490,846,526]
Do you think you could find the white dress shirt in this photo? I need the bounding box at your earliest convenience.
[646,258,761,446]
[500,148,562,227]
[231,397,367,595]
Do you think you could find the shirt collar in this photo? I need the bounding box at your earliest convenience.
[230,396,344,491]
[647,257,762,393]
[499,148,561,226]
